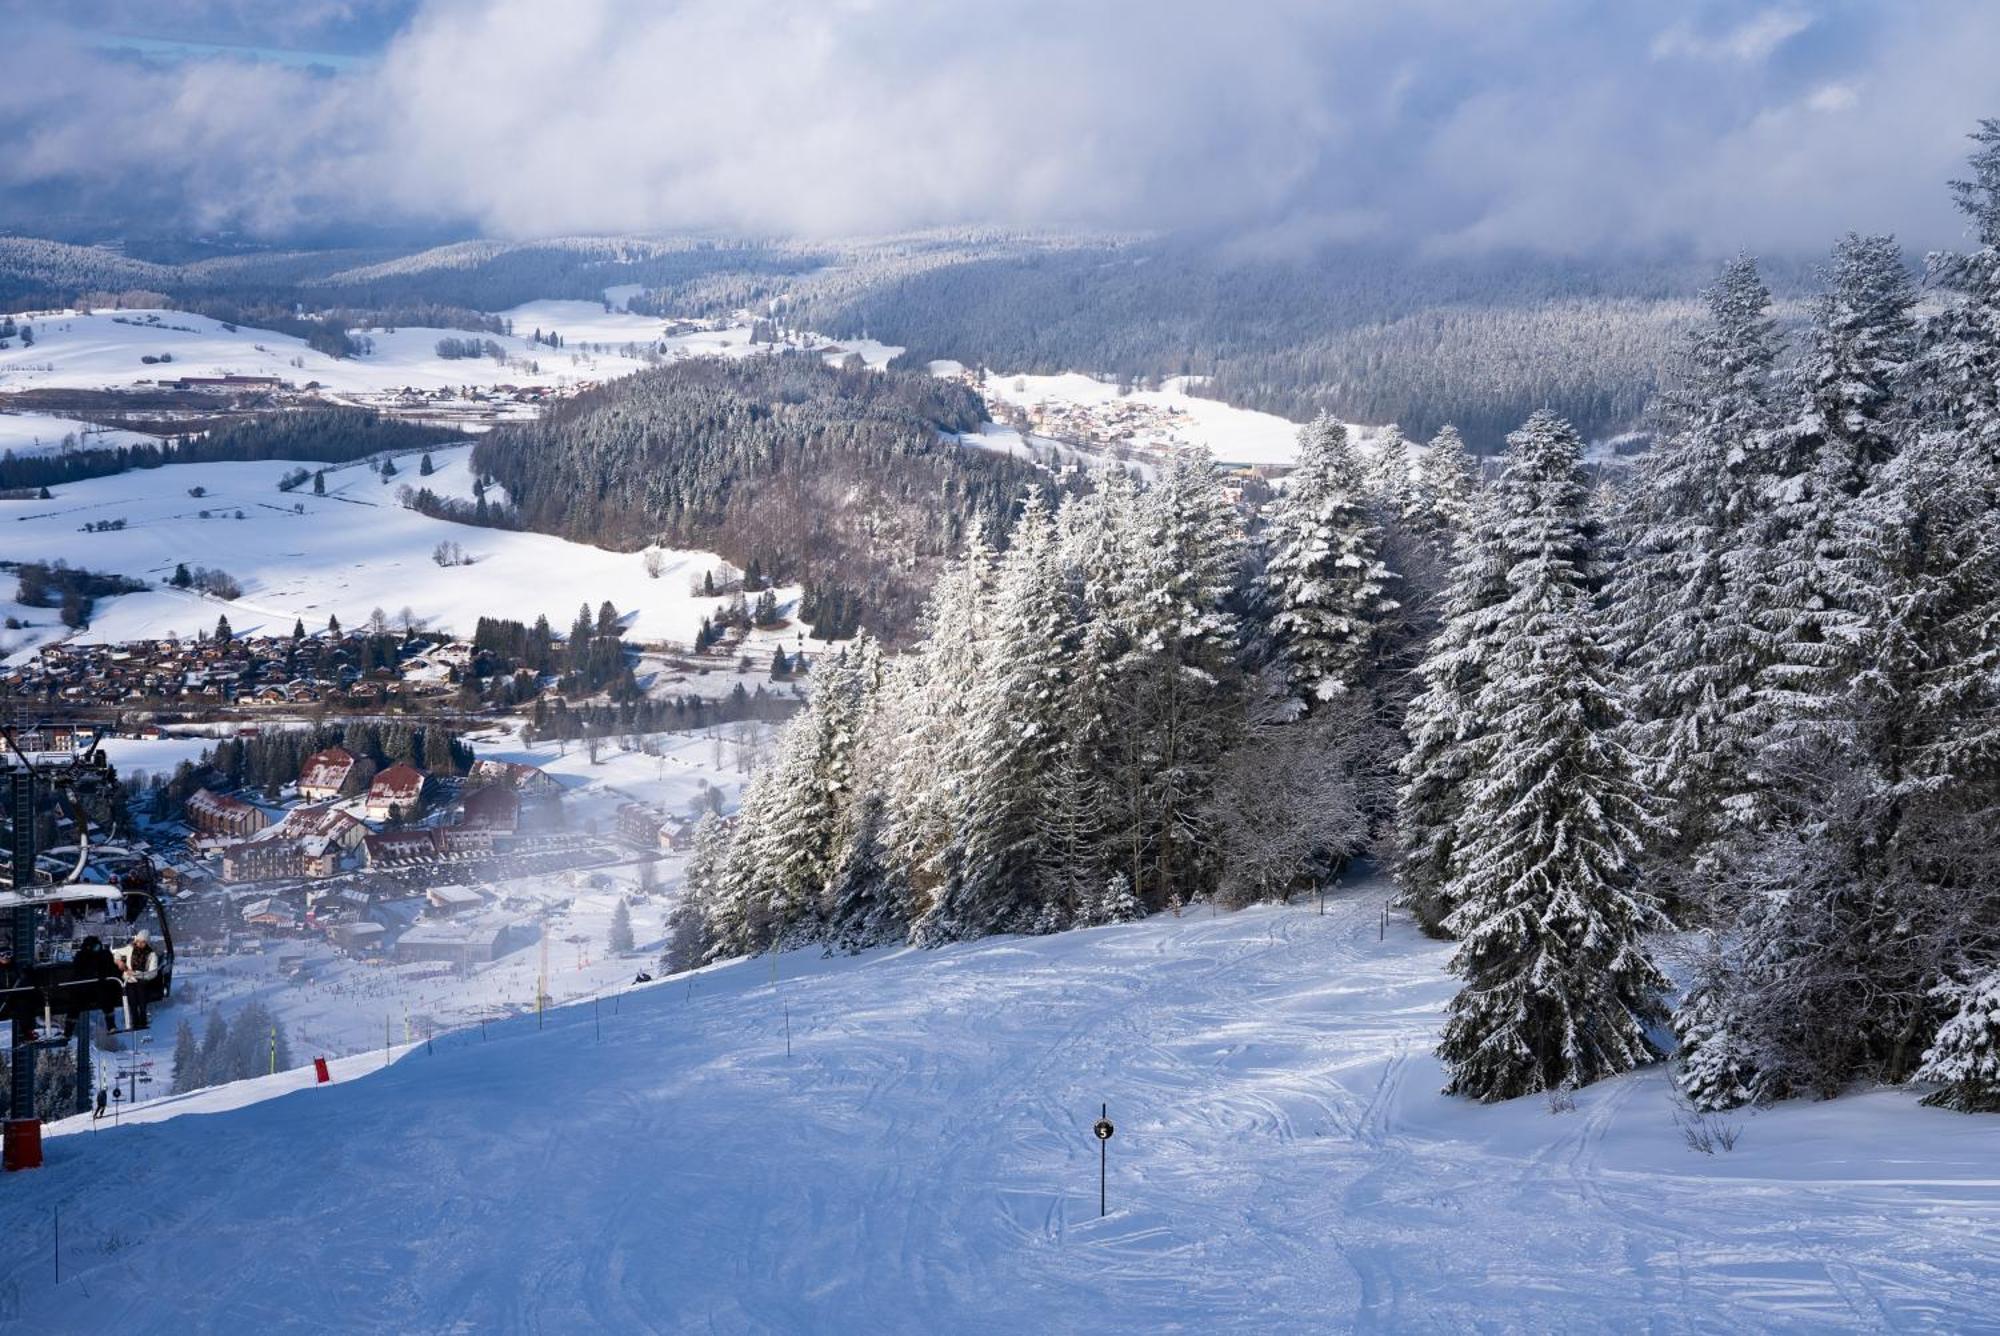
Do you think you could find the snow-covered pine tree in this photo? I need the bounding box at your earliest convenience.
[916,492,1075,943]
[1051,471,1141,892]
[1394,482,1510,935]
[1612,256,1782,887]
[608,898,634,954]
[1365,424,1419,524]
[1701,430,2000,1102]
[1113,444,1244,907]
[1258,414,1397,715]
[1436,410,1668,1102]
[1918,969,2000,1112]
[823,792,903,952]
[196,1010,228,1088]
[707,636,884,955]
[1671,935,1758,1112]
[1749,234,1917,788]
[669,811,728,971]
[1413,424,1481,541]
[1913,118,2000,467]
[880,540,995,928]
[169,1018,200,1094]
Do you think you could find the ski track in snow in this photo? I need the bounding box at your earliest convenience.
[6,881,2000,1333]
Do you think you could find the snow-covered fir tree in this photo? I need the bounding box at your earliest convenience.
[879,543,996,928]
[709,635,885,954]
[1113,444,1245,906]
[666,811,728,972]
[1412,424,1481,541]
[915,492,1076,943]
[1435,410,1668,1101]
[1747,233,1917,778]
[1612,256,1782,889]
[1913,118,2000,466]
[1365,424,1420,524]
[1394,478,1512,935]
[1691,431,2000,1104]
[1258,415,1397,715]
[1917,969,2000,1112]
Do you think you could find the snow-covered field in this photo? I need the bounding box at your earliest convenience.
[12,880,1997,1332]
[0,410,155,457]
[0,302,898,401]
[1,446,771,658]
[0,306,640,396]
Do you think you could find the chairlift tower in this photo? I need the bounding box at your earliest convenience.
[2,725,121,1165]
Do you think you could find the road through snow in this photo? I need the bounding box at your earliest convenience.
[5,882,1999,1332]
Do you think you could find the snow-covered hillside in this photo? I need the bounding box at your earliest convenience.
[10,882,1997,1332]
[0,410,155,457]
[0,303,900,400]
[1,446,757,658]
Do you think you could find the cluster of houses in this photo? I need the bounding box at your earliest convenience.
[238,879,529,968]
[1015,394,1204,458]
[3,633,473,709]
[186,749,565,886]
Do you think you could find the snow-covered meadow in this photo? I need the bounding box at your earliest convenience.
[0,410,155,457]
[0,300,900,400]
[1,446,773,659]
[11,879,1997,1332]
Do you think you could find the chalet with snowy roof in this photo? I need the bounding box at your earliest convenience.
[364,763,427,821]
[186,788,268,839]
[467,759,561,796]
[296,747,359,801]
[270,801,369,853]
[220,802,371,882]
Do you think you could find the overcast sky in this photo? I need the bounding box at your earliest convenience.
[3,0,1995,256]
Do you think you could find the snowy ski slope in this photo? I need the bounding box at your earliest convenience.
[9,880,1998,1332]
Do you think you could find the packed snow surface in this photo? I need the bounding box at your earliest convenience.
[11,882,1998,1332]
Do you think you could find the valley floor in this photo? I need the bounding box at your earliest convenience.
[6,881,1998,1333]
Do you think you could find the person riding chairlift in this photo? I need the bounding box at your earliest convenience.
[113,930,159,1031]
[71,934,122,1032]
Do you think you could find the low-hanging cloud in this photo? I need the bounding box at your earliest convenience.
[3,0,1997,256]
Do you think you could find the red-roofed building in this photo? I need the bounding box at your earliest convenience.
[297,747,358,801]
[365,763,427,821]
[186,787,267,838]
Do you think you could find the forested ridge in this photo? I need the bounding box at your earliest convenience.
[454,353,1039,637]
[788,242,1816,450]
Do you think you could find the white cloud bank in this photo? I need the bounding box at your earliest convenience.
[2,0,1996,255]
